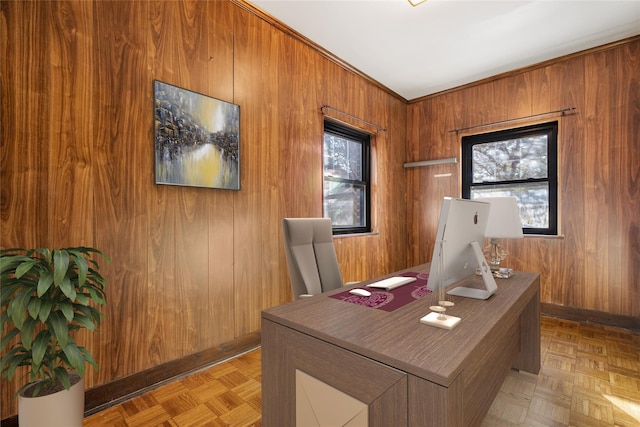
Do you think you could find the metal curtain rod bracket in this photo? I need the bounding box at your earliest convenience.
[449,107,577,134]
[321,105,387,132]
[404,157,458,168]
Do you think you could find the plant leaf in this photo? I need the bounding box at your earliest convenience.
[59,276,77,300]
[2,349,28,380]
[48,311,70,348]
[73,312,96,331]
[15,259,36,278]
[75,293,89,305]
[7,289,31,330]
[21,317,37,350]
[55,367,71,390]
[69,249,88,288]
[0,328,19,351]
[87,287,106,305]
[36,271,54,297]
[0,254,23,273]
[1,282,21,307]
[79,347,99,372]
[32,330,51,368]
[38,300,54,323]
[35,247,51,263]
[27,297,41,320]
[59,301,74,322]
[62,342,85,377]
[52,249,69,286]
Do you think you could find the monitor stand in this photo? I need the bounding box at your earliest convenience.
[447,241,498,300]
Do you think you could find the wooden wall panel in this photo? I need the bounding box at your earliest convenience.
[1,0,407,418]
[549,56,585,309]
[0,0,50,248]
[48,1,95,247]
[620,41,640,320]
[407,36,640,320]
[91,0,153,384]
[0,2,52,413]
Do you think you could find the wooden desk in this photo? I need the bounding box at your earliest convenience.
[262,265,540,427]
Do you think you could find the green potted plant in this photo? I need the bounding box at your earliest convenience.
[1,247,108,427]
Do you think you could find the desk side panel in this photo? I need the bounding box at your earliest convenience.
[262,319,293,426]
[262,317,408,427]
[463,314,520,427]
[408,374,464,427]
[514,286,541,374]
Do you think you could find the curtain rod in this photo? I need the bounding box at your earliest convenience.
[449,107,576,134]
[321,105,387,132]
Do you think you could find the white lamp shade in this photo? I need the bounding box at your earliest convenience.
[479,196,524,239]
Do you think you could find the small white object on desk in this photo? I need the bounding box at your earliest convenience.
[494,268,513,279]
[349,288,371,297]
[420,306,461,330]
[366,276,416,290]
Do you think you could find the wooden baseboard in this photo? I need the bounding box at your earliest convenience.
[541,303,640,331]
[1,332,261,427]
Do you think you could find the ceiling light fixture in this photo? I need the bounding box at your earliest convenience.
[408,0,427,6]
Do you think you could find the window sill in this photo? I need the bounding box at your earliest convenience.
[333,232,380,239]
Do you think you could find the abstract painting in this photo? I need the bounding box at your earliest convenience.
[154,80,240,190]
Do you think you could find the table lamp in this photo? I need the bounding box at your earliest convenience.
[480,196,523,271]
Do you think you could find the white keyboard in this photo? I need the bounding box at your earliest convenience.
[366,276,417,290]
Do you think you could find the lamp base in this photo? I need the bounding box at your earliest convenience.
[420,312,461,330]
[485,239,509,272]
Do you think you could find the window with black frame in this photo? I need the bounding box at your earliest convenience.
[323,120,371,235]
[462,122,558,235]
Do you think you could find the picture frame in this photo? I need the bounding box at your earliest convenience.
[154,80,240,190]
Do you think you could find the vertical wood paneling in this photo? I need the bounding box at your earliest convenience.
[147,0,180,367]
[232,10,270,336]
[205,0,237,349]
[583,48,613,311]
[0,0,50,413]
[48,1,95,247]
[91,0,151,386]
[0,0,50,248]
[257,23,287,312]
[168,0,212,356]
[620,41,640,320]
[550,56,585,308]
[407,37,640,322]
[609,43,639,316]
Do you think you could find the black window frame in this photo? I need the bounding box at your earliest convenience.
[323,120,371,235]
[462,121,558,236]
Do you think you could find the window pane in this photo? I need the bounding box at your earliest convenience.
[472,135,548,183]
[323,133,363,180]
[471,182,549,228]
[323,181,365,227]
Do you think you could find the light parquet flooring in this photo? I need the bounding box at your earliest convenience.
[481,316,640,427]
[84,349,263,427]
[84,316,640,427]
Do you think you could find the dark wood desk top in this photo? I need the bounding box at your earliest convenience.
[262,264,540,387]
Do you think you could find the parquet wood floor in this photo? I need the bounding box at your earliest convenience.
[84,316,640,426]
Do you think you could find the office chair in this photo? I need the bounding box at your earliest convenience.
[281,218,347,299]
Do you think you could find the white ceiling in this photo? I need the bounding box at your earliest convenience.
[250,0,640,100]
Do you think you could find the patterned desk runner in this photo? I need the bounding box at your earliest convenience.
[329,271,431,312]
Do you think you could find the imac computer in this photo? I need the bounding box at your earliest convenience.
[426,197,498,300]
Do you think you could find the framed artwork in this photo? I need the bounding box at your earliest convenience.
[154,80,240,190]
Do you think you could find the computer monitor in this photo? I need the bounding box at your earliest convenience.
[426,197,498,300]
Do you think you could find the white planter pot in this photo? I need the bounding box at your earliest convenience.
[18,376,84,427]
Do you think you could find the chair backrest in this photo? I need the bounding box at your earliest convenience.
[281,218,344,299]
